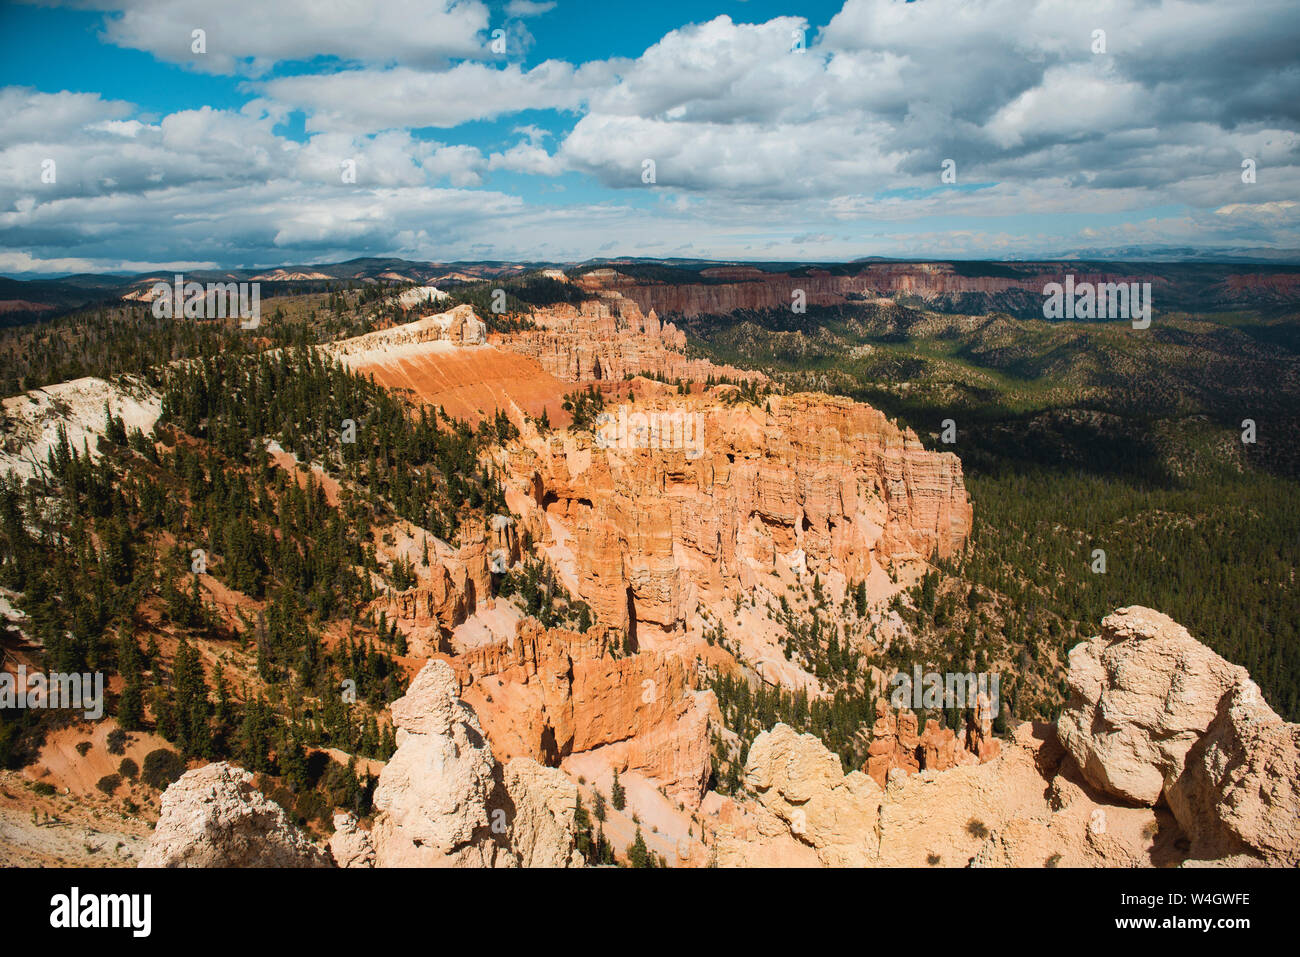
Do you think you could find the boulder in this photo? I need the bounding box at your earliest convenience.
[1056,606,1247,805]
[139,762,330,868]
[1057,606,1299,865]
[328,812,375,868]
[1166,683,1300,866]
[501,759,584,868]
[744,723,881,867]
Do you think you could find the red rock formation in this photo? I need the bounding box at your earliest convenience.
[866,701,920,784]
[511,390,972,641]
[866,699,999,786]
[450,620,717,807]
[508,293,760,385]
[967,689,1002,763]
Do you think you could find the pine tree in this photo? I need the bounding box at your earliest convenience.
[574,793,593,862]
[611,768,626,811]
[626,826,651,868]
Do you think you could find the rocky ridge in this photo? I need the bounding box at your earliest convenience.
[136,607,1297,868]
[716,607,1298,868]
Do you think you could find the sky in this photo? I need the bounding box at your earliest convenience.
[0,0,1298,275]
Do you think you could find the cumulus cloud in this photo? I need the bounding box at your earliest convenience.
[256,60,613,132]
[558,1,1300,207]
[488,141,564,176]
[5,0,1300,269]
[73,0,493,74]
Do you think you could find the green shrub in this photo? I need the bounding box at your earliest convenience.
[141,749,186,790]
[106,728,128,756]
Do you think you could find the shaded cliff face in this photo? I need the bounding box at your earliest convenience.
[504,390,971,642]
[578,262,1300,318]
[580,264,1099,319]
[595,270,877,318]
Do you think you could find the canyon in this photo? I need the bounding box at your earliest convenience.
[5,271,1295,870]
[141,289,1295,868]
[330,289,976,821]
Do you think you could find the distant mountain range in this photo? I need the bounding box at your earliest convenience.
[4,255,1300,325]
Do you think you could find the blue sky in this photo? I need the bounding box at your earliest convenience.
[1,0,1298,274]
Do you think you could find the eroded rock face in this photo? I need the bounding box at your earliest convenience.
[502,759,584,868]
[371,659,506,867]
[743,723,882,867]
[865,702,920,785]
[514,391,971,642]
[509,293,756,385]
[863,699,1000,787]
[370,659,583,868]
[1166,685,1300,866]
[1056,606,1249,805]
[453,620,717,808]
[139,762,330,868]
[1056,606,1299,865]
[500,287,972,643]
[328,812,375,868]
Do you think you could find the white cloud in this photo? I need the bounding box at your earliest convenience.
[257,60,611,133]
[81,0,492,74]
[488,142,564,176]
[506,0,555,17]
[0,88,134,144]
[5,0,1300,267]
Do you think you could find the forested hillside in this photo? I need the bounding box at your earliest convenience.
[680,303,1300,722]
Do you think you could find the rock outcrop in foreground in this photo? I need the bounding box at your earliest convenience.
[370,659,583,867]
[717,607,1298,868]
[142,607,1296,868]
[141,662,585,869]
[139,762,331,868]
[1057,606,1300,866]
